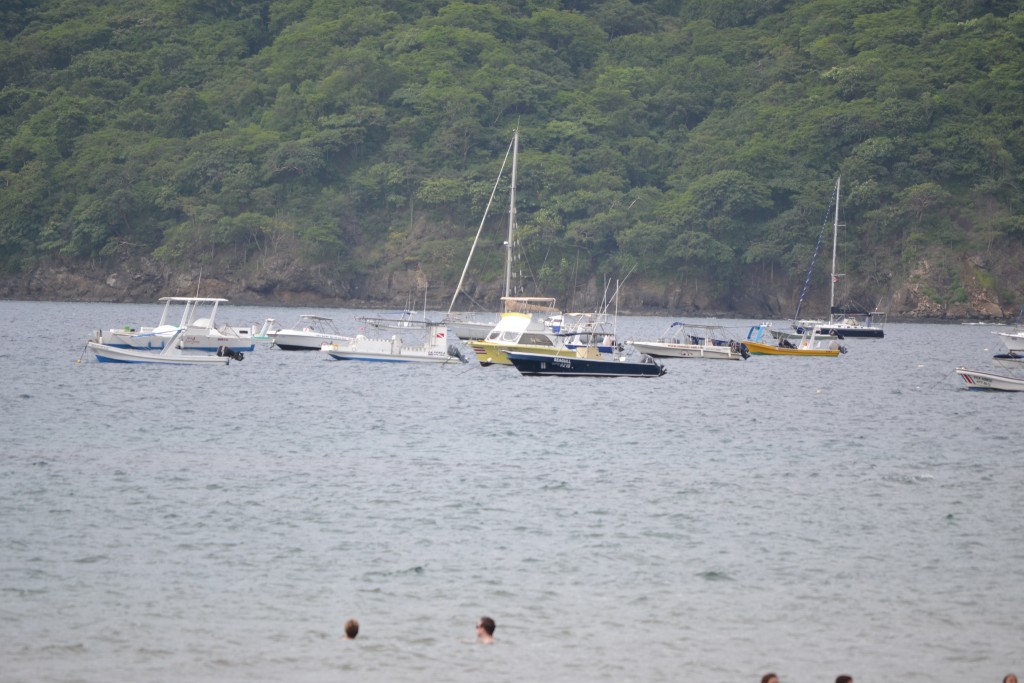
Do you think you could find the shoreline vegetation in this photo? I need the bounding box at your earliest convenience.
[2,2,1022,322]
[0,257,1016,324]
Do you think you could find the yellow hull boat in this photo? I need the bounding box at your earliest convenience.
[742,340,842,357]
[744,322,846,357]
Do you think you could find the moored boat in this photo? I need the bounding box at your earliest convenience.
[992,352,1024,370]
[321,323,467,364]
[470,311,572,366]
[955,367,1024,391]
[505,348,666,377]
[92,296,256,352]
[272,315,351,351]
[629,322,749,360]
[790,177,886,340]
[745,323,846,357]
[87,329,235,365]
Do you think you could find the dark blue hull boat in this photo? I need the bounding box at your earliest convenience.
[505,351,667,377]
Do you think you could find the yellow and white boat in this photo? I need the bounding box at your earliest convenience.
[471,312,574,366]
[744,322,846,357]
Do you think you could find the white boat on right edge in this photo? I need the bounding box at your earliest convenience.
[956,367,1024,391]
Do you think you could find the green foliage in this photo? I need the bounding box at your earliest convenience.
[0,0,1022,310]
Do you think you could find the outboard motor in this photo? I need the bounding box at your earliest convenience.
[447,344,469,363]
[217,346,245,361]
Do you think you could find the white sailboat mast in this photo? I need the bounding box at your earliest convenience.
[829,176,840,316]
[504,128,518,305]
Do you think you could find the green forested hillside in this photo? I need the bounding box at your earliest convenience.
[1,0,1022,314]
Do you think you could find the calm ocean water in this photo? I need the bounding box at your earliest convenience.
[1,300,1022,683]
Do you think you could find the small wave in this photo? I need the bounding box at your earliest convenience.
[881,473,935,485]
[73,554,108,564]
[697,570,733,582]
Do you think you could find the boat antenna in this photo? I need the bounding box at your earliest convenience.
[195,267,202,297]
[794,178,838,320]
[447,133,515,316]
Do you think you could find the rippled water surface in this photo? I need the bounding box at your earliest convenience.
[2,300,1023,683]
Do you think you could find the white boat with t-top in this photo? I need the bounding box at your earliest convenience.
[88,329,235,365]
[956,367,1024,391]
[321,323,467,363]
[92,296,256,352]
[272,315,351,351]
[629,322,749,360]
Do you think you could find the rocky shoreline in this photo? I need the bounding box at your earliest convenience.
[1,256,1018,323]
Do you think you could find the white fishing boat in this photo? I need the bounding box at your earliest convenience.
[956,367,1024,391]
[92,296,256,352]
[87,328,234,365]
[989,304,1024,351]
[272,315,351,351]
[320,323,467,363]
[629,322,749,360]
[791,178,886,339]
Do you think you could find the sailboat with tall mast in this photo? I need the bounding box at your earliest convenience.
[791,177,886,339]
[444,127,557,341]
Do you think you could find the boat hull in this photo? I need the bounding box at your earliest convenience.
[956,367,1024,391]
[87,342,231,365]
[814,325,884,339]
[273,332,351,351]
[505,351,666,377]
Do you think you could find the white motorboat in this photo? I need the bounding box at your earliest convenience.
[993,328,1024,352]
[321,323,467,363]
[272,315,351,351]
[992,352,1024,370]
[88,329,234,365]
[629,322,748,360]
[93,297,257,352]
[956,367,1024,391]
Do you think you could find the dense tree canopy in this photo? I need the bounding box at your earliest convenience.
[1,0,1022,310]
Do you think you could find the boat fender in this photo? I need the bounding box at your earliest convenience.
[739,343,749,359]
[840,345,848,354]
[795,326,805,334]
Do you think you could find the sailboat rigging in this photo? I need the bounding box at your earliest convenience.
[792,177,886,339]
[443,127,557,340]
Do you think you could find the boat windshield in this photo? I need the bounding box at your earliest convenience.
[519,333,553,346]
